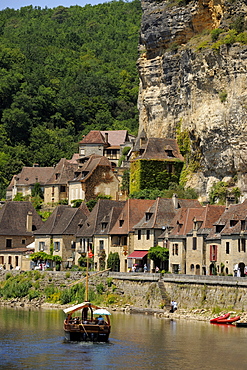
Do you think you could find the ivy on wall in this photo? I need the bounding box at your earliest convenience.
[130,159,183,193]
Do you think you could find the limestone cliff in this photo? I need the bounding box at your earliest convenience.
[138,0,247,200]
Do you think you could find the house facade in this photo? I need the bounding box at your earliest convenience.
[6,166,54,200]
[33,203,90,270]
[0,201,43,270]
[68,155,119,204]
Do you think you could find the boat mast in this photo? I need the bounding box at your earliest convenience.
[85,250,89,301]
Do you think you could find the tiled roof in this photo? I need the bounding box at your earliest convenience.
[101,130,128,146]
[207,200,247,239]
[0,201,43,236]
[110,199,156,235]
[134,197,202,230]
[79,130,129,147]
[76,199,125,237]
[34,204,90,235]
[169,204,225,238]
[70,155,112,183]
[134,138,184,161]
[9,167,54,188]
[45,158,78,185]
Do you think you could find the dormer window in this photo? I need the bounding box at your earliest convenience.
[241,220,246,231]
[216,225,224,233]
[55,173,60,180]
[146,212,152,221]
[101,222,107,230]
[119,220,124,227]
[165,150,174,157]
[230,220,238,227]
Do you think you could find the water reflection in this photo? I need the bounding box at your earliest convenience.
[1,307,247,370]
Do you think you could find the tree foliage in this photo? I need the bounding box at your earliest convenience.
[107,252,120,272]
[148,246,169,268]
[0,1,141,198]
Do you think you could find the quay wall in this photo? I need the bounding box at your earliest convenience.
[1,270,247,311]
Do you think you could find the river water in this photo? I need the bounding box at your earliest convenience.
[1,306,247,370]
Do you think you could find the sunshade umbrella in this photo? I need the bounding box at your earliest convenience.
[93,308,111,315]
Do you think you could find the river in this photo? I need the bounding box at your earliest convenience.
[0,306,247,370]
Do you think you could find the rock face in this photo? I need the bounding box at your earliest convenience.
[138,0,247,199]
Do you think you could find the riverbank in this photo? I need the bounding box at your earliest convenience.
[1,296,246,325]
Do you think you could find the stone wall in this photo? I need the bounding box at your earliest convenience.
[1,270,247,311]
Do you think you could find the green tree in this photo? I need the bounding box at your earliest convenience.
[107,252,120,272]
[148,246,169,270]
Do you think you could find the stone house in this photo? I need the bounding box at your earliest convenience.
[6,166,54,200]
[109,198,156,272]
[75,199,125,269]
[206,200,247,277]
[168,205,225,275]
[68,155,119,204]
[33,203,90,270]
[129,135,184,193]
[78,130,135,168]
[44,158,78,205]
[0,201,43,270]
[134,195,202,272]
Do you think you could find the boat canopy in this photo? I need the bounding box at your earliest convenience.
[63,302,100,314]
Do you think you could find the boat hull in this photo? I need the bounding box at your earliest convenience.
[210,313,230,323]
[64,322,111,342]
[236,322,247,328]
[211,316,240,325]
[64,330,110,342]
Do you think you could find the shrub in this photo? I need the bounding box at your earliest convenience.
[65,272,71,279]
[96,283,105,294]
[211,28,224,42]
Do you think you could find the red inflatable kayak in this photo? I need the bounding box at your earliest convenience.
[214,316,240,324]
[210,313,230,323]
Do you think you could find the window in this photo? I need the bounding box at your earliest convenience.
[192,237,197,250]
[241,220,246,231]
[190,264,194,272]
[54,242,60,251]
[216,225,224,233]
[39,241,45,251]
[226,242,230,254]
[119,220,124,227]
[172,244,178,256]
[55,173,60,180]
[138,230,141,240]
[22,239,26,245]
[80,148,85,156]
[6,239,12,249]
[99,240,104,251]
[210,245,217,261]
[241,238,246,252]
[60,185,66,192]
[101,222,107,230]
[146,230,150,240]
[146,213,152,221]
[230,220,238,227]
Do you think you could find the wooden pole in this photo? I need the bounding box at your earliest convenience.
[85,251,89,301]
[67,268,111,287]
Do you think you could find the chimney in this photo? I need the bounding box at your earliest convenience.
[26,211,33,232]
[172,193,178,209]
[105,132,109,144]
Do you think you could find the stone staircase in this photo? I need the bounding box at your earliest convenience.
[158,280,171,309]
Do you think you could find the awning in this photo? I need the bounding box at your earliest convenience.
[127,250,148,259]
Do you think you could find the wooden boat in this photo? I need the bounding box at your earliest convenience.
[210,313,230,323]
[211,316,240,325]
[63,302,111,342]
[63,250,111,342]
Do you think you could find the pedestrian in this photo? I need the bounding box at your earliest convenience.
[144,264,148,273]
[155,266,159,273]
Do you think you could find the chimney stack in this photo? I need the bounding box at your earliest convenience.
[172,193,178,209]
[26,211,33,232]
[105,132,109,144]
